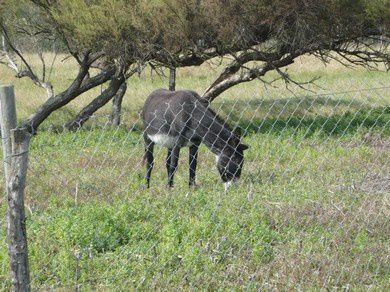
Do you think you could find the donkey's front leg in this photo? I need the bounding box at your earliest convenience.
[189,144,199,187]
[168,146,180,187]
[166,148,172,182]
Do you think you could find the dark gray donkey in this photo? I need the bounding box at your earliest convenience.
[142,89,249,189]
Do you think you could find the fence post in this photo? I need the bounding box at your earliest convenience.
[0,85,31,291]
[0,85,17,180]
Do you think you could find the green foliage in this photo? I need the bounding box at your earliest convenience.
[25,0,389,63]
[364,0,390,26]
[49,0,131,50]
[1,0,63,52]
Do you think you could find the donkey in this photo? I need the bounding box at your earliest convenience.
[142,89,249,188]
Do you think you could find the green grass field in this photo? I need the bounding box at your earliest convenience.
[0,55,389,290]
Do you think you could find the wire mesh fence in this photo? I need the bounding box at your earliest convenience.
[1,82,389,289]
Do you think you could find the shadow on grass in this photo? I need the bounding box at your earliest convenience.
[214,96,389,137]
[239,107,389,136]
[38,95,389,138]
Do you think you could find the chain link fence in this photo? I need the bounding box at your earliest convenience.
[1,78,389,289]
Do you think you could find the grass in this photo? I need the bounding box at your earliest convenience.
[0,54,389,290]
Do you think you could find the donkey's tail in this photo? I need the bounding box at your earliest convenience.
[142,133,153,166]
[142,150,147,165]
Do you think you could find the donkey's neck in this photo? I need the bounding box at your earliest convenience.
[197,116,233,155]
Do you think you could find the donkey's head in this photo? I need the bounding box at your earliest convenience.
[216,128,249,184]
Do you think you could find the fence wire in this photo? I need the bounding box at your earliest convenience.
[1,84,389,290]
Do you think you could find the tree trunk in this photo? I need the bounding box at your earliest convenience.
[169,67,176,91]
[24,66,115,134]
[66,76,124,131]
[109,81,127,126]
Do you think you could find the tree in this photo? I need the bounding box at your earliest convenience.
[144,0,389,102]
[198,0,389,102]
[1,0,388,132]
[0,0,124,133]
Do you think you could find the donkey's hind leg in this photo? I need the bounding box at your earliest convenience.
[189,143,199,187]
[167,146,180,188]
[144,135,154,188]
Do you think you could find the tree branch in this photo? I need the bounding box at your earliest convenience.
[1,22,36,77]
[23,64,115,134]
[1,23,55,98]
[66,75,125,131]
[201,51,300,102]
[1,35,19,72]
[203,49,288,96]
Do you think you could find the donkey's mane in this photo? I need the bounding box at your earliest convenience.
[190,91,235,135]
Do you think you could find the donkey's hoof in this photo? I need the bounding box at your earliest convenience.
[189,183,199,189]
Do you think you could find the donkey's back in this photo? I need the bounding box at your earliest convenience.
[142,89,207,147]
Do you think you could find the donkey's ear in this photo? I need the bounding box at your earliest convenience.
[238,144,249,151]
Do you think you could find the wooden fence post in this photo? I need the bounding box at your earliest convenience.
[0,85,17,180]
[0,85,31,292]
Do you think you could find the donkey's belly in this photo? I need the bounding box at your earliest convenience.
[148,134,193,148]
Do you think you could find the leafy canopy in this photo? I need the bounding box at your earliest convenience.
[25,0,388,64]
